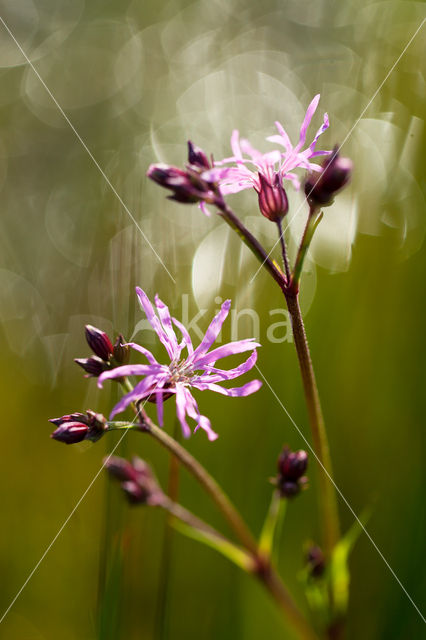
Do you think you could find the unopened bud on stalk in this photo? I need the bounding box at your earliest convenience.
[304,146,352,206]
[74,356,108,377]
[187,140,211,170]
[105,455,164,506]
[276,446,308,498]
[85,325,114,361]
[306,544,325,578]
[147,141,216,205]
[113,334,130,365]
[257,172,288,222]
[49,411,106,444]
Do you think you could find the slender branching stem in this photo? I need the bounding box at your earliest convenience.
[277,218,291,284]
[290,204,323,294]
[205,200,340,557]
[214,195,287,291]
[284,291,340,557]
[115,379,318,639]
[144,412,260,555]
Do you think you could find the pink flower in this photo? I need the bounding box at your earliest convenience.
[204,94,330,195]
[98,288,262,441]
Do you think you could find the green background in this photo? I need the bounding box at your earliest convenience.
[0,0,425,638]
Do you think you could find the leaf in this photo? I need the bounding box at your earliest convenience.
[330,508,372,617]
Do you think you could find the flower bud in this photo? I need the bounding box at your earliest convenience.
[276,446,308,498]
[305,147,352,206]
[187,140,210,170]
[104,455,164,506]
[49,411,106,444]
[147,163,214,205]
[257,172,288,221]
[74,356,109,377]
[50,421,89,444]
[278,446,308,480]
[306,545,325,578]
[85,325,113,361]
[113,334,130,365]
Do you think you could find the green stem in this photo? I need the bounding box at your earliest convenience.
[215,197,287,291]
[113,384,318,639]
[290,205,323,294]
[144,414,259,556]
[284,291,340,558]
[277,218,291,284]
[259,490,286,559]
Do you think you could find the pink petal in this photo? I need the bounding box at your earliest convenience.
[194,339,260,368]
[192,379,262,397]
[109,375,159,418]
[126,342,159,365]
[183,389,218,441]
[135,287,175,360]
[154,294,179,358]
[98,364,162,387]
[175,385,192,438]
[172,317,194,356]
[230,129,243,162]
[190,299,232,362]
[296,94,320,151]
[309,112,329,151]
[196,349,258,383]
[269,122,293,153]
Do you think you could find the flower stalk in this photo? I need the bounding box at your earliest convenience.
[283,291,340,557]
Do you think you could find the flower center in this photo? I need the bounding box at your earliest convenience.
[168,359,194,384]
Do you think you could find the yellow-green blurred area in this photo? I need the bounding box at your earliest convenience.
[0,0,425,638]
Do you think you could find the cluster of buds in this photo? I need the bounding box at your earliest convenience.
[105,455,164,506]
[147,141,217,205]
[257,172,289,222]
[50,410,107,444]
[305,146,352,207]
[75,325,129,377]
[276,446,308,498]
[305,544,326,578]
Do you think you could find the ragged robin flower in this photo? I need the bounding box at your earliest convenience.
[98,287,262,441]
[202,94,331,212]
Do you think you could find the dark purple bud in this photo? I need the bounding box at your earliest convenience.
[49,411,106,444]
[85,410,107,442]
[147,163,214,205]
[49,412,88,426]
[256,172,288,221]
[305,147,352,206]
[121,480,151,505]
[85,325,113,361]
[278,446,308,481]
[50,421,89,444]
[306,545,325,578]
[279,480,301,498]
[147,163,189,188]
[104,455,164,506]
[113,334,130,365]
[74,356,109,377]
[187,140,210,170]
